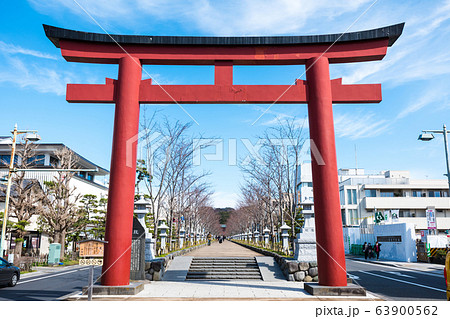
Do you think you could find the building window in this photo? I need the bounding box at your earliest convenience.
[428,191,442,198]
[380,191,394,197]
[303,205,312,211]
[365,189,376,197]
[0,155,18,166]
[341,209,346,225]
[349,209,358,225]
[413,191,420,197]
[50,156,59,167]
[27,154,45,166]
[87,174,94,181]
[347,189,357,204]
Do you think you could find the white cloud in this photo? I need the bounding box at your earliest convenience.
[0,56,74,95]
[396,84,450,119]
[0,41,57,60]
[341,2,450,87]
[28,0,373,35]
[334,111,390,139]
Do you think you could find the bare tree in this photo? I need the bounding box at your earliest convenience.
[3,138,46,262]
[239,117,307,248]
[39,147,85,259]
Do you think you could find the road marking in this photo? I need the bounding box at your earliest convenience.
[18,267,92,285]
[386,271,416,279]
[348,274,360,280]
[350,260,443,278]
[358,270,446,293]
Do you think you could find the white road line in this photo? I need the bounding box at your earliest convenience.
[18,267,90,285]
[359,270,446,293]
[386,271,416,279]
[351,260,443,278]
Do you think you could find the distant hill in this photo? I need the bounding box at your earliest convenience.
[214,207,235,225]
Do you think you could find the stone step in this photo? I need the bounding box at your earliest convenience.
[189,264,259,267]
[186,257,262,280]
[187,271,261,275]
[192,260,255,264]
[186,274,262,280]
[189,268,259,272]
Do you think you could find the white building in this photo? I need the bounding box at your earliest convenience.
[0,137,109,256]
[297,165,450,235]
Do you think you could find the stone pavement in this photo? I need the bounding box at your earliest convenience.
[64,241,381,300]
[185,240,263,257]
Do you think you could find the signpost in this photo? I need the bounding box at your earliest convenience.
[78,239,107,301]
[426,206,437,235]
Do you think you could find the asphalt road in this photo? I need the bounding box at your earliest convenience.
[346,258,447,301]
[0,265,102,301]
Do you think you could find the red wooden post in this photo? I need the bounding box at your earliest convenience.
[101,56,142,286]
[306,56,347,287]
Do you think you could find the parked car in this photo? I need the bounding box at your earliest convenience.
[0,257,20,287]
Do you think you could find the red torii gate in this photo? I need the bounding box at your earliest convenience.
[44,23,403,288]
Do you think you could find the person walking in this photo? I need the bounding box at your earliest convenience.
[374,241,381,260]
[362,242,367,258]
[207,232,212,246]
[363,242,369,259]
[367,243,373,259]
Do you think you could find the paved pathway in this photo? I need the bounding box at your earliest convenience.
[185,240,263,257]
[63,244,382,300]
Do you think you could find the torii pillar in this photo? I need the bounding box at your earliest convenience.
[44,23,404,288]
[306,56,346,286]
[102,56,141,285]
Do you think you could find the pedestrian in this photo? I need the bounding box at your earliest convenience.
[367,243,373,259]
[362,242,367,257]
[207,232,212,246]
[364,242,369,259]
[374,241,381,260]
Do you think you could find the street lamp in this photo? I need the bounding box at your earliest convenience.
[0,124,40,258]
[418,124,450,196]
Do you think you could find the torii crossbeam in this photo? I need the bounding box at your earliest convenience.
[44,23,404,288]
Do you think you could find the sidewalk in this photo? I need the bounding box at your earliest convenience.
[349,255,444,273]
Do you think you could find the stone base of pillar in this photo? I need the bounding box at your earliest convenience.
[82,282,145,296]
[304,283,366,296]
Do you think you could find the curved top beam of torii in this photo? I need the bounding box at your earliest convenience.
[43,23,404,65]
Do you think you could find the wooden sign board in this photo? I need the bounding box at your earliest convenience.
[79,240,105,257]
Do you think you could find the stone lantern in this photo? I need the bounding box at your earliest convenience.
[158,221,169,254]
[280,223,290,253]
[263,228,270,247]
[254,230,260,244]
[179,227,185,249]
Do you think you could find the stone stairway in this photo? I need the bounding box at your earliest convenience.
[186,257,263,280]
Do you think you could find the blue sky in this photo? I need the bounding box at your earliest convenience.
[1,1,450,208]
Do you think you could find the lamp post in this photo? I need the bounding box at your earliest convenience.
[418,124,450,196]
[1,125,40,257]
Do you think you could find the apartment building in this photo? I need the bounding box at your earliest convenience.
[0,137,109,256]
[297,164,450,235]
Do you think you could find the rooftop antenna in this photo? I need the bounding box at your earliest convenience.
[355,144,358,173]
